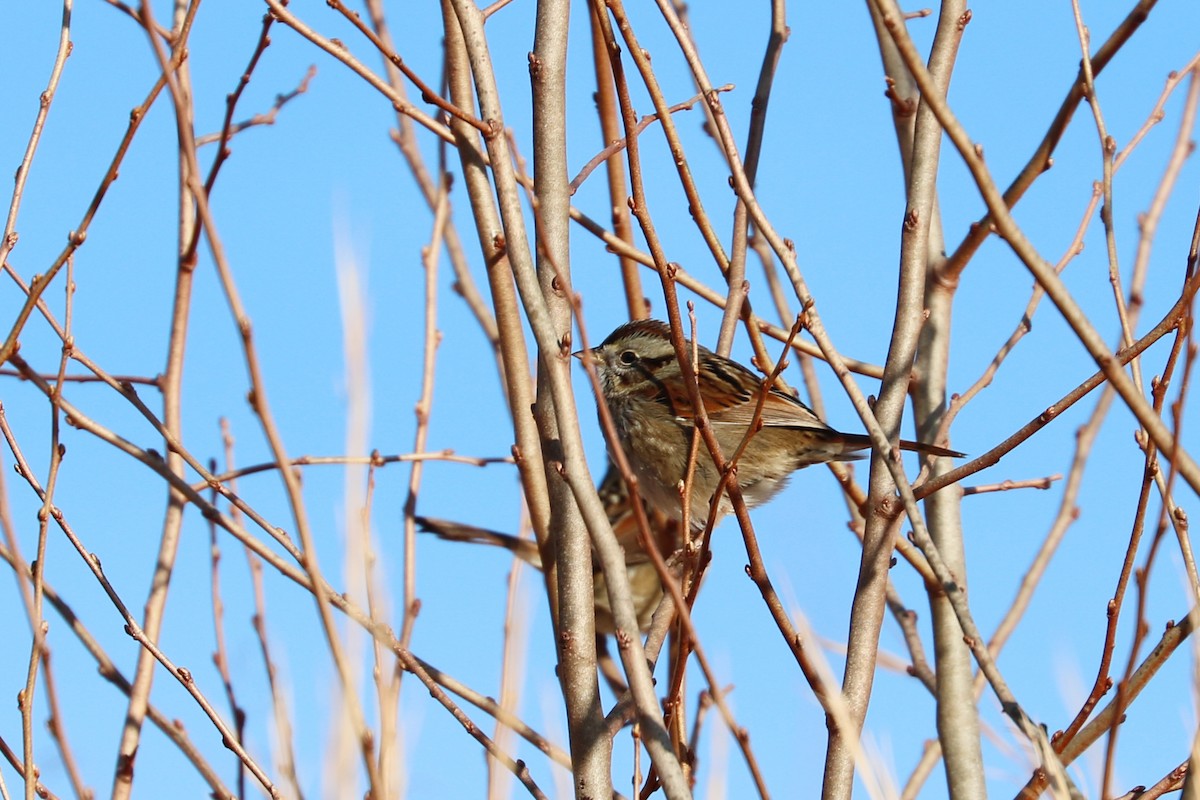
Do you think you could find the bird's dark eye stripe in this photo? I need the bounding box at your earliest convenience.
[637,354,674,372]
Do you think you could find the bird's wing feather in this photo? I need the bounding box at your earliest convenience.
[672,359,833,431]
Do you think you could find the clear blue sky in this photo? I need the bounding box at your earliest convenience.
[1,1,1198,798]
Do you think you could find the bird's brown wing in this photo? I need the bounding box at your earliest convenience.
[679,364,963,458]
[665,356,833,433]
[702,380,833,432]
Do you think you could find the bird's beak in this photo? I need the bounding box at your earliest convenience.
[572,348,601,366]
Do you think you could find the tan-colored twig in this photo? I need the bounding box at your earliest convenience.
[960,475,1062,496]
[20,250,75,800]
[398,177,450,652]
[112,5,203,797]
[0,68,169,369]
[2,0,72,248]
[937,0,1161,282]
[585,2,645,322]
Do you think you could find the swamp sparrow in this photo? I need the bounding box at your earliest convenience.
[416,467,681,634]
[576,319,962,528]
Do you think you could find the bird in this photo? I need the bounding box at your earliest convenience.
[416,466,681,634]
[575,318,962,528]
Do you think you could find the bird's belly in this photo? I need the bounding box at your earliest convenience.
[610,404,693,518]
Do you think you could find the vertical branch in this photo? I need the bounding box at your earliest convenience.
[113,4,201,798]
[587,3,645,321]
[717,0,788,354]
[392,182,451,793]
[398,182,449,650]
[825,2,972,791]
[905,5,986,800]
[531,0,614,794]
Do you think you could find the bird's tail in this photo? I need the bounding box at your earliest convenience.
[414,516,543,569]
[837,433,964,459]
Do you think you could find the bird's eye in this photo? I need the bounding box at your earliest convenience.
[618,350,638,365]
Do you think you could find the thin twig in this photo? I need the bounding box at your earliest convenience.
[263,0,454,144]
[960,475,1062,495]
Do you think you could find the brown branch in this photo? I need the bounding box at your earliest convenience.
[1015,608,1195,799]
[263,0,454,144]
[194,65,316,147]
